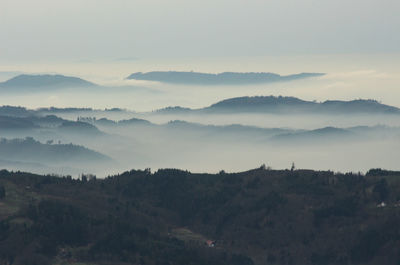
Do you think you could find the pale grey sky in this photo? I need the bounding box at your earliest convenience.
[1,0,399,62]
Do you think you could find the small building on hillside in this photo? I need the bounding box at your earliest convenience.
[377,202,386,208]
[206,240,215,248]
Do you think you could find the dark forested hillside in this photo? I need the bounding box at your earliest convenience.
[0,167,399,265]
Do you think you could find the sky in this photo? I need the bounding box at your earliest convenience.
[1,0,400,62]
[0,1,400,173]
[1,0,400,111]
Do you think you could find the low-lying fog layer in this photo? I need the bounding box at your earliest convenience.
[137,113,400,130]
[85,120,400,175]
[0,108,399,176]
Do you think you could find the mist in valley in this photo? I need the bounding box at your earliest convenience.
[0,55,399,176]
[1,102,399,176]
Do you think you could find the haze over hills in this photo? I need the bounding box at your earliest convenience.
[0,137,113,175]
[0,92,399,174]
[127,71,324,85]
[0,74,98,91]
[0,137,110,164]
[89,116,400,144]
[0,115,102,135]
[5,112,395,144]
[91,117,297,140]
[0,106,33,117]
[157,96,400,115]
[270,127,357,143]
[3,96,398,118]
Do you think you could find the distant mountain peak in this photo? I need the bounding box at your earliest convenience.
[0,74,98,90]
[127,71,324,85]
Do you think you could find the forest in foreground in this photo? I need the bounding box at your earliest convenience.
[0,167,400,265]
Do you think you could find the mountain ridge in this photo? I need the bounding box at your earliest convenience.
[127,71,324,85]
[156,96,400,115]
[0,74,98,90]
